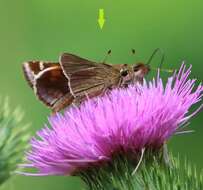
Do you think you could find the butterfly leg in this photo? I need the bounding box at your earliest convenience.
[72,98,83,107]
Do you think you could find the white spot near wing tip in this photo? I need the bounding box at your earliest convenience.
[39,61,45,71]
[33,78,37,95]
[23,62,35,82]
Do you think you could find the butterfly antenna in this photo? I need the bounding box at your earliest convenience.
[147,48,174,73]
[102,49,111,63]
[146,48,164,65]
[159,52,165,70]
[157,52,174,73]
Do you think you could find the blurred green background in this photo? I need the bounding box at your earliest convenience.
[0,0,202,189]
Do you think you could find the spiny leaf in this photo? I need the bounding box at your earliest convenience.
[78,151,203,190]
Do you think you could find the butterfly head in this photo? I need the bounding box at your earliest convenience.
[119,63,150,87]
[133,62,150,80]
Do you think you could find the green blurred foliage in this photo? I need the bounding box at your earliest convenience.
[0,0,202,189]
[0,98,29,186]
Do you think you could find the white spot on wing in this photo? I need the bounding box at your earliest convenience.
[39,61,44,71]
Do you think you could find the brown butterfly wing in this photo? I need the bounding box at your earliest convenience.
[22,61,59,88]
[59,53,121,98]
[23,61,73,112]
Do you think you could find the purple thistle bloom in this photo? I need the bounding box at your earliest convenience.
[20,64,203,176]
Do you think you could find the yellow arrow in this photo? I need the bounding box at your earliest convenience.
[98,9,105,29]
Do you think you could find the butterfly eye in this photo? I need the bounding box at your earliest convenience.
[120,69,129,77]
[133,66,139,72]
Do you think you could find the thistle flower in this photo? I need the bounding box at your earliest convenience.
[20,64,202,177]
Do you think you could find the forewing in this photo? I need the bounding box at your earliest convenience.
[59,53,121,97]
[59,53,100,78]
